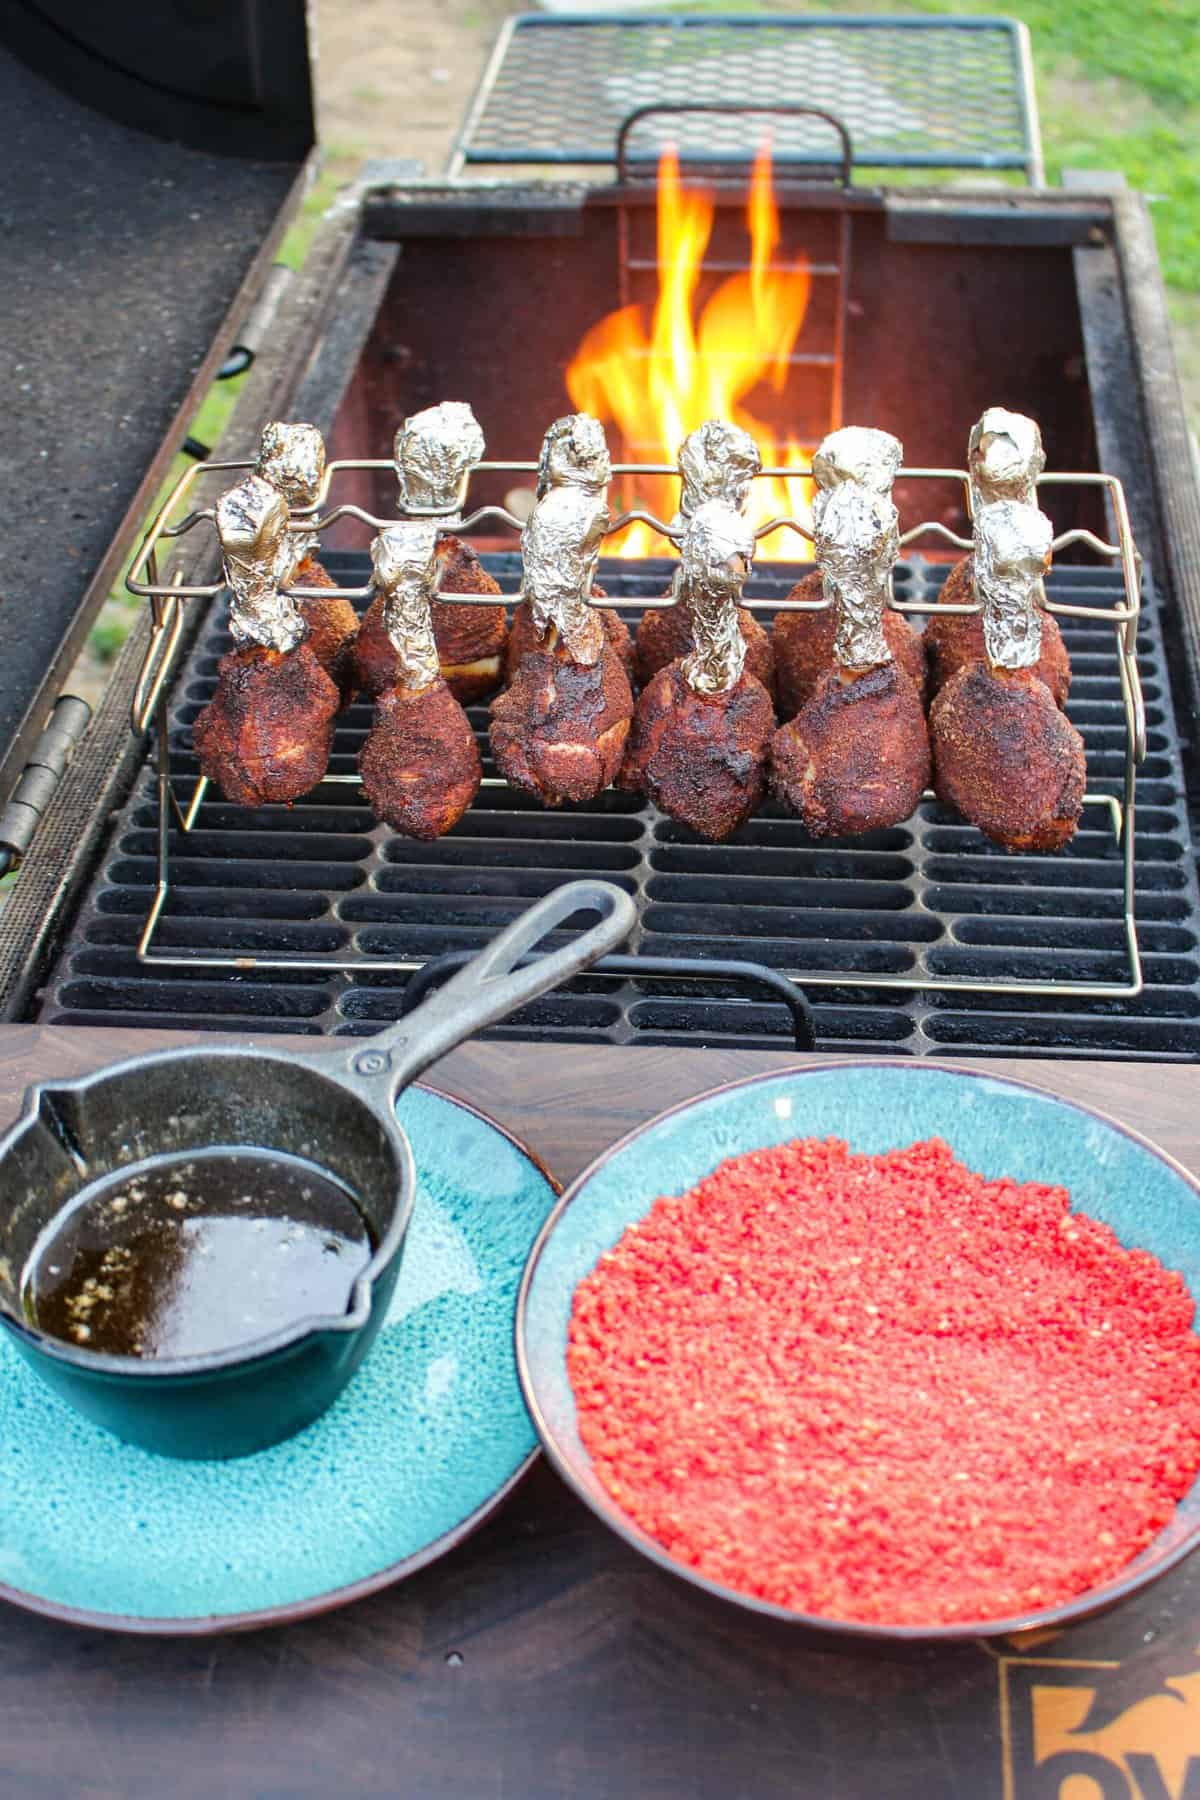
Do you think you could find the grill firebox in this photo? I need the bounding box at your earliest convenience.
[14,154,1200,1061]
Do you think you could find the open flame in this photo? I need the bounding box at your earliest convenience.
[565,142,815,560]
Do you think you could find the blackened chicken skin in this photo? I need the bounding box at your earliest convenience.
[292,554,360,704]
[490,638,633,806]
[194,472,338,807]
[925,557,1070,707]
[354,537,508,704]
[770,661,930,838]
[359,521,482,838]
[431,538,510,701]
[930,497,1084,851]
[925,409,1067,706]
[505,591,635,687]
[930,662,1085,851]
[634,596,775,699]
[193,642,339,808]
[495,414,632,804]
[773,571,926,715]
[359,678,480,838]
[633,419,773,701]
[619,660,774,839]
[620,501,771,838]
[770,467,930,837]
[253,425,358,700]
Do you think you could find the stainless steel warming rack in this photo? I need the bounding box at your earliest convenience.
[125,451,1147,1004]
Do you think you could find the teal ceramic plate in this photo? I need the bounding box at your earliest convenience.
[518,1061,1200,1641]
[0,1087,556,1634]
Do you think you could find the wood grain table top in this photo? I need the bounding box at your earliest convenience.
[0,1027,1196,1799]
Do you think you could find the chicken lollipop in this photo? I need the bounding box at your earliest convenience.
[490,420,633,806]
[632,419,774,696]
[193,475,339,806]
[503,413,635,686]
[770,478,930,838]
[620,500,775,840]
[925,408,1070,706]
[358,523,481,838]
[931,501,1085,851]
[773,427,925,715]
[354,403,509,704]
[255,421,359,703]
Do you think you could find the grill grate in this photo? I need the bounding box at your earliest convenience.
[40,551,1200,1058]
[449,14,1043,180]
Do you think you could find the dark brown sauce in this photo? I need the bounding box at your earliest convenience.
[22,1149,375,1359]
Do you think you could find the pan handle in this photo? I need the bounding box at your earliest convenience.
[332,881,637,1106]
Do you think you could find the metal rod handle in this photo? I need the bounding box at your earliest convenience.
[331,881,637,1102]
[615,101,854,188]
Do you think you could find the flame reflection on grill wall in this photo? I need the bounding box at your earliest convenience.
[565,144,815,559]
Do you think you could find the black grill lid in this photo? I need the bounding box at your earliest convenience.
[0,9,312,793]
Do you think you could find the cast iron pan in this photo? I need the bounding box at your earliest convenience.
[0,879,635,1458]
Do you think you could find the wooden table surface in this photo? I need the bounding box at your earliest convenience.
[1,1027,1198,1800]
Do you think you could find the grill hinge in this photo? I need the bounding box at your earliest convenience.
[0,695,93,870]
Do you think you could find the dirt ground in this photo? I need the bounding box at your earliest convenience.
[312,0,517,180]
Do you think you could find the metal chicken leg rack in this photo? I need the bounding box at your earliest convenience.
[126,452,1147,1005]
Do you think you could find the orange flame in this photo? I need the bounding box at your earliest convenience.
[566,142,815,560]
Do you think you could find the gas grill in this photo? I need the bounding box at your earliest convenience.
[6,12,1200,1067]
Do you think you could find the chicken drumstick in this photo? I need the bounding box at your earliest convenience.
[193,475,339,806]
[358,523,481,838]
[632,419,774,696]
[770,477,930,838]
[255,421,359,704]
[504,414,635,686]
[931,500,1085,851]
[490,417,633,805]
[620,499,775,840]
[354,403,509,704]
[773,427,925,715]
[925,408,1070,706]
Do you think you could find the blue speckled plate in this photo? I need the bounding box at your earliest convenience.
[0,1087,556,1634]
[518,1061,1200,1642]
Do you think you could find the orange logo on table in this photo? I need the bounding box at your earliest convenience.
[1000,1647,1200,1798]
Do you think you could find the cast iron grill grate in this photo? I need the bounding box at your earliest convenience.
[39,551,1200,1057]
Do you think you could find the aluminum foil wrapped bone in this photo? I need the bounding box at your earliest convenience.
[370,522,442,690]
[521,482,609,665]
[676,499,757,695]
[673,419,761,527]
[811,427,902,528]
[814,481,900,672]
[256,421,326,559]
[968,409,1045,508]
[216,474,306,653]
[535,413,612,498]
[394,402,486,515]
[973,499,1054,670]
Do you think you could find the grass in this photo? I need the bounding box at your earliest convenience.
[666,0,1200,291]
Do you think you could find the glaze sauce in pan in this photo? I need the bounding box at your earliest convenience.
[22,1149,375,1358]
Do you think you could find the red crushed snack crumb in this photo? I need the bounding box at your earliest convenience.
[566,1136,1200,1625]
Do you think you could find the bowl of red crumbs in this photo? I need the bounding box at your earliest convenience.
[516,1062,1200,1640]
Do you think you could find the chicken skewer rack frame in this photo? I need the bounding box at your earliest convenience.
[125,432,1147,1005]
